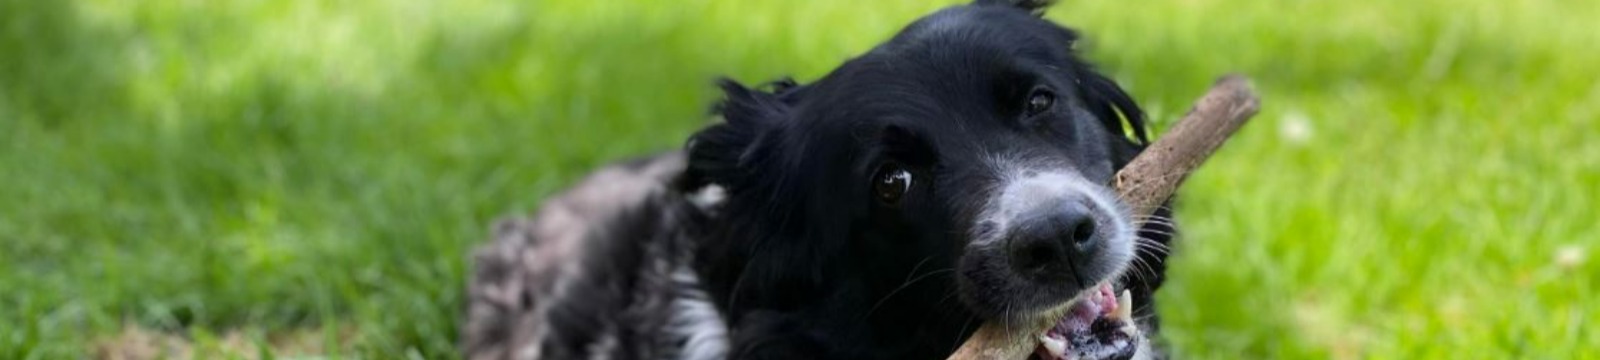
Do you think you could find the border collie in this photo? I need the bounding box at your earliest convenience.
[465,1,1176,359]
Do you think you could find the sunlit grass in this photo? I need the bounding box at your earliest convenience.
[2,0,1594,358]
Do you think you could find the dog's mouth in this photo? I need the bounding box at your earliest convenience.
[1031,282,1140,360]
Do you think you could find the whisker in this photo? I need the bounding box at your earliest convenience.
[1136,240,1172,256]
[904,256,936,283]
[1121,258,1149,286]
[1134,245,1162,259]
[1138,246,1171,258]
[949,315,978,354]
[1131,256,1158,284]
[1135,260,1156,286]
[1136,245,1172,260]
[1130,216,1176,225]
[1130,217,1177,227]
[1125,254,1152,284]
[1139,227,1177,236]
[863,268,955,319]
[1137,237,1173,251]
[1130,218,1177,228]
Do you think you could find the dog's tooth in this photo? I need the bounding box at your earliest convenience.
[1038,333,1068,358]
[1113,289,1133,321]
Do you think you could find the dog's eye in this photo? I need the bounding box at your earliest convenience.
[1025,88,1055,116]
[873,164,914,205]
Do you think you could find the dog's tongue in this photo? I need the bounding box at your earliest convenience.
[1036,283,1134,360]
[1059,283,1119,331]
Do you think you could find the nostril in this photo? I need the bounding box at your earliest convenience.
[1014,241,1060,271]
[1070,219,1096,248]
[1026,244,1052,268]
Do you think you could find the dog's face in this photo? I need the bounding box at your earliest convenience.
[687,1,1151,358]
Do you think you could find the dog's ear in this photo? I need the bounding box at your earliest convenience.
[680,79,790,192]
[1075,68,1149,168]
[974,0,1056,16]
[1078,70,1148,145]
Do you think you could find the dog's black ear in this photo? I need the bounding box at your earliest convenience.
[974,0,1056,16]
[1077,70,1148,145]
[681,79,790,191]
[1075,68,1149,170]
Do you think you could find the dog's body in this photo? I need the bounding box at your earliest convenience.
[465,1,1175,359]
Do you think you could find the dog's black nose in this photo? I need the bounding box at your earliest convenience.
[1007,196,1101,285]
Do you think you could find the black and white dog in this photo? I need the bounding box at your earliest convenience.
[464,1,1175,359]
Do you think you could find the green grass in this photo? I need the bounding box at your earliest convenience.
[2,0,1595,358]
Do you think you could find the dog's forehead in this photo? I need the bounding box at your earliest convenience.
[808,28,1065,111]
[784,5,1102,156]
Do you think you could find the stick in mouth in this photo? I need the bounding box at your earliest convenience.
[946,74,1262,360]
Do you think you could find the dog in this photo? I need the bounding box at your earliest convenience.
[463,1,1176,359]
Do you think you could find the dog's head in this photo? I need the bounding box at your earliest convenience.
[686,1,1152,358]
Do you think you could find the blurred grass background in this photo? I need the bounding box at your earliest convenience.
[2,0,1596,358]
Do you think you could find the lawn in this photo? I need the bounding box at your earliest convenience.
[1,0,1595,358]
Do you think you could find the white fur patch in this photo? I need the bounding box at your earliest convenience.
[668,267,729,360]
[687,184,727,211]
[975,161,1136,277]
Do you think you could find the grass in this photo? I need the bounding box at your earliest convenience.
[1,0,1595,358]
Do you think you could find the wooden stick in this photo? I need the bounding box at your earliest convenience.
[947,74,1262,360]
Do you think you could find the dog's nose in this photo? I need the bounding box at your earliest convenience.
[1007,196,1101,284]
